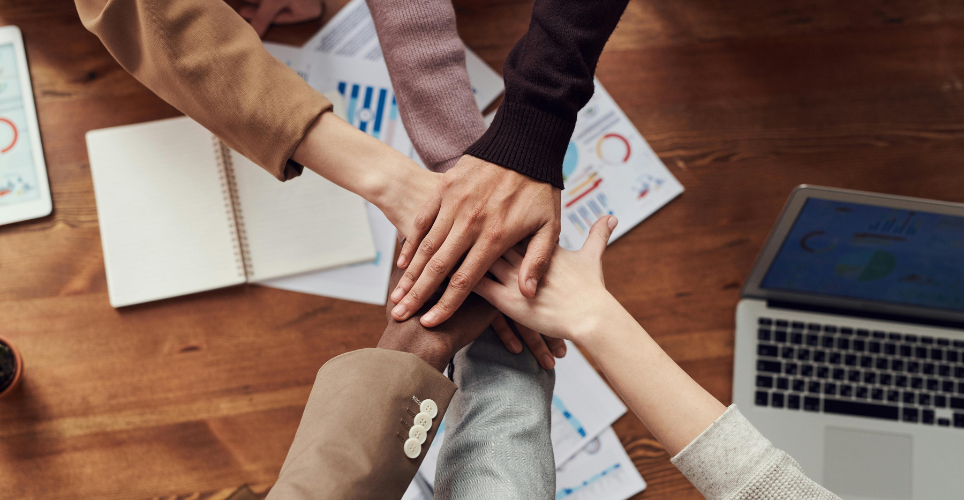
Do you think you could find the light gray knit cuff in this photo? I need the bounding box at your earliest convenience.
[671,405,839,500]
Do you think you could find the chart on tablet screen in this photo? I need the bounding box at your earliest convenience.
[0,44,39,206]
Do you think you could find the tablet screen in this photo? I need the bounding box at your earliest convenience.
[761,198,964,312]
[0,42,40,207]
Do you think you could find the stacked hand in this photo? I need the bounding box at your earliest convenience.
[473,216,620,343]
[390,156,562,328]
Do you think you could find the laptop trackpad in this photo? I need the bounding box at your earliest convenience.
[823,427,912,499]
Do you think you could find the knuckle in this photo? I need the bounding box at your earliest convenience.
[486,225,507,243]
[427,258,448,276]
[402,270,419,284]
[413,213,431,232]
[419,238,437,255]
[448,272,473,291]
[531,255,551,275]
[466,205,486,226]
[405,288,422,303]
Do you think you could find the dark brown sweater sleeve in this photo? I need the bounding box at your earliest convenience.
[464,0,630,189]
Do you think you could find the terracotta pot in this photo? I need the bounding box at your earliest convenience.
[0,335,23,399]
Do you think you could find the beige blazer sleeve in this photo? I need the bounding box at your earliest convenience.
[267,348,457,500]
[75,0,332,181]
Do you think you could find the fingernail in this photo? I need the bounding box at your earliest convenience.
[391,303,407,319]
[542,354,555,370]
[554,347,566,358]
[391,286,404,303]
[510,340,523,353]
[527,278,538,294]
[397,255,408,268]
[422,311,437,325]
[608,216,618,230]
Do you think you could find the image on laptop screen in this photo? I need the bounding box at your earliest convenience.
[761,198,964,313]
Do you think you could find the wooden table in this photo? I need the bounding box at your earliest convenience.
[3,0,964,498]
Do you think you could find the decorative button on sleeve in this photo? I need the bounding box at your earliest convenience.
[420,399,438,419]
[414,412,432,431]
[403,438,421,459]
[409,424,427,444]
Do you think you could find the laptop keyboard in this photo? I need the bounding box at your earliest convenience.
[755,317,964,428]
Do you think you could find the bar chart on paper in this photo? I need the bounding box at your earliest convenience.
[556,428,646,500]
[337,81,415,159]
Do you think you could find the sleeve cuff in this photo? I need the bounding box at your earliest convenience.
[463,101,574,189]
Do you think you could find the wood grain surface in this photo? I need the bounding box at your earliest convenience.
[2,0,963,498]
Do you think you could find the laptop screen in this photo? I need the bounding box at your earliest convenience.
[761,198,964,313]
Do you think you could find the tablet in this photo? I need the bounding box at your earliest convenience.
[0,25,51,226]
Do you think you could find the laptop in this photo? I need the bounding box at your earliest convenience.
[733,185,964,500]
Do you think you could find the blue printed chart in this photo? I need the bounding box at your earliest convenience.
[558,80,684,251]
[337,81,409,154]
[556,428,646,500]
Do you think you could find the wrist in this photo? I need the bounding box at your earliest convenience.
[376,328,452,372]
[570,293,627,347]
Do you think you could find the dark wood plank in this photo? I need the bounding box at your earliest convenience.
[2,0,964,498]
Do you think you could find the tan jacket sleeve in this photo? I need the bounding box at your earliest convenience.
[267,349,457,500]
[75,0,332,181]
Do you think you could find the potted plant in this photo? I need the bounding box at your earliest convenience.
[0,335,23,399]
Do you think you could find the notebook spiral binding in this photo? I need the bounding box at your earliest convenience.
[213,138,252,279]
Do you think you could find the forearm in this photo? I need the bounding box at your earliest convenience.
[577,302,726,456]
[76,0,330,181]
[292,111,436,238]
[367,0,485,173]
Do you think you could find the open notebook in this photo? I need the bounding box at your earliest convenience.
[87,116,376,307]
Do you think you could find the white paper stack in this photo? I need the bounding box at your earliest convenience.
[412,342,647,500]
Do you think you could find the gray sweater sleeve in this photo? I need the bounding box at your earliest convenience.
[671,405,841,500]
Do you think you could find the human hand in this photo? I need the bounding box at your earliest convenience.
[240,0,324,37]
[377,266,499,372]
[491,314,567,370]
[389,155,562,328]
[473,216,622,342]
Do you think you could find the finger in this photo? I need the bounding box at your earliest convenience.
[491,314,522,354]
[393,222,469,322]
[581,215,618,259]
[420,239,498,327]
[545,336,567,358]
[397,186,443,269]
[247,0,286,37]
[517,323,555,370]
[518,223,559,298]
[472,276,508,306]
[502,247,524,267]
[390,205,450,304]
[487,256,516,285]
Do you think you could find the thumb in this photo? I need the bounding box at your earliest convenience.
[518,224,557,298]
[581,216,617,259]
[248,0,285,37]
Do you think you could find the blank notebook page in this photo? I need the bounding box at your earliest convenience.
[227,150,376,281]
[87,117,245,307]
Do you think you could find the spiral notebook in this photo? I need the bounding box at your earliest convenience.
[86,116,376,307]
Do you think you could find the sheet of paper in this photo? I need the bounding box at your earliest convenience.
[556,428,646,500]
[552,340,627,467]
[259,203,395,304]
[558,80,684,251]
[301,0,504,110]
[415,342,628,492]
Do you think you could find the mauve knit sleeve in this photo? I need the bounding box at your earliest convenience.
[463,0,630,189]
[367,0,486,173]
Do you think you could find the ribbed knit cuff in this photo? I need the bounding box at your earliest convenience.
[464,102,575,189]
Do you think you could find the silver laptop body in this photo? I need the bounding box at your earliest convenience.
[733,185,964,500]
